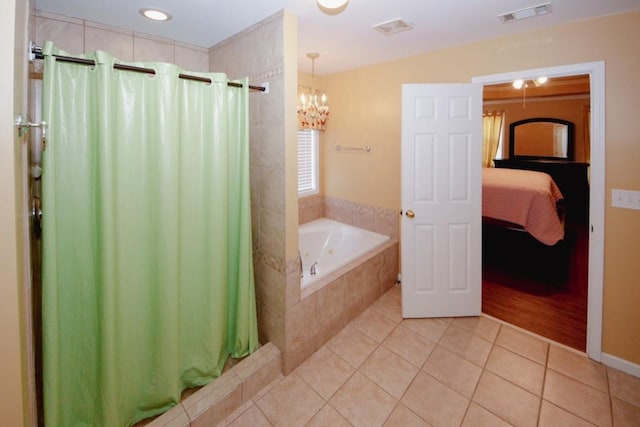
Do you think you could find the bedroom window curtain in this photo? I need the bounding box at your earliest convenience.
[482,111,505,167]
[40,41,258,426]
[582,105,591,162]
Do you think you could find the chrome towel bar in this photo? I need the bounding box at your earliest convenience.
[335,144,371,152]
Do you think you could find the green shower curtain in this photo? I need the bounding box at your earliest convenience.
[40,42,258,426]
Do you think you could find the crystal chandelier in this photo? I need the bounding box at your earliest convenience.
[297,53,329,130]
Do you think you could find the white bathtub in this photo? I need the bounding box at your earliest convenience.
[299,218,390,296]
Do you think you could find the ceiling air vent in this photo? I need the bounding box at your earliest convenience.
[499,2,552,23]
[373,18,413,35]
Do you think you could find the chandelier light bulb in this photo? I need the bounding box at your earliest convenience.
[513,79,524,89]
[297,52,330,130]
[536,76,548,85]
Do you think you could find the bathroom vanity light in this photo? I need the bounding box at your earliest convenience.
[139,8,172,21]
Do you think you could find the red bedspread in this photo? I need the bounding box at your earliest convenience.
[482,168,564,245]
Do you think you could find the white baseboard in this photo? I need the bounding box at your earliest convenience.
[601,352,640,378]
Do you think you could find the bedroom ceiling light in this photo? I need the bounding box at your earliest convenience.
[512,77,549,108]
[512,76,547,89]
[499,2,552,23]
[140,8,172,21]
[297,53,330,130]
[534,76,548,86]
[316,0,349,15]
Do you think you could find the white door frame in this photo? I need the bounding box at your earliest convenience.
[473,61,605,361]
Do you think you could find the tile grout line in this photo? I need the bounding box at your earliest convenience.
[536,337,552,427]
[352,301,410,422]
[323,289,432,426]
[375,311,421,427]
[462,323,518,427]
[316,324,387,423]
[284,287,631,427]
[542,369,613,426]
[542,349,611,426]
[410,317,477,426]
[606,366,614,427]
[357,312,403,427]
[233,372,283,426]
[291,371,327,426]
[389,316,446,426]
[440,318,478,426]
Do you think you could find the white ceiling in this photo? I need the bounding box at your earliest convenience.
[34,0,640,75]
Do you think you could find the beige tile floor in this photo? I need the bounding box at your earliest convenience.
[220,285,640,427]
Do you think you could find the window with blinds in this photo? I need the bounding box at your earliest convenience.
[298,129,319,196]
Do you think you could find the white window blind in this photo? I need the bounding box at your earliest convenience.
[298,129,318,196]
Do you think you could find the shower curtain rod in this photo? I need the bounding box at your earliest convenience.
[31,44,266,92]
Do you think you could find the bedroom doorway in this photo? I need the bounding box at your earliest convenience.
[473,62,605,360]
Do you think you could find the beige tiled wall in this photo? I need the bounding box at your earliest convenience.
[209,12,288,353]
[34,10,209,71]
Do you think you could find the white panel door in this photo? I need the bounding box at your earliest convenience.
[401,84,482,318]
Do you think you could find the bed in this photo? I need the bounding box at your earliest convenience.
[482,167,565,246]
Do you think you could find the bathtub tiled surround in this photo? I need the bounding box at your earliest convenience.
[283,242,398,374]
[299,195,400,243]
[140,343,281,427]
[298,194,323,224]
[285,196,400,374]
[220,287,640,427]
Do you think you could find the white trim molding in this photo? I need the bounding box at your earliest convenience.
[602,352,640,378]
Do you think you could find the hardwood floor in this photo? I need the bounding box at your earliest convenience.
[482,218,589,351]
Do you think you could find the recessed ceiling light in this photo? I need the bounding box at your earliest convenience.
[316,0,349,15]
[140,8,172,21]
[498,2,551,23]
[317,0,348,9]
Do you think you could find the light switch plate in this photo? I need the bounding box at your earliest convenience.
[612,189,640,210]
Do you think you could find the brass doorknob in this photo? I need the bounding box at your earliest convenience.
[406,210,415,218]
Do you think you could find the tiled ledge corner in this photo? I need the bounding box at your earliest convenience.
[231,342,282,401]
[146,343,281,427]
[183,373,242,426]
[145,404,190,427]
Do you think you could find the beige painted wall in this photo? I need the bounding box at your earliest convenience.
[2,0,30,424]
[319,12,640,364]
